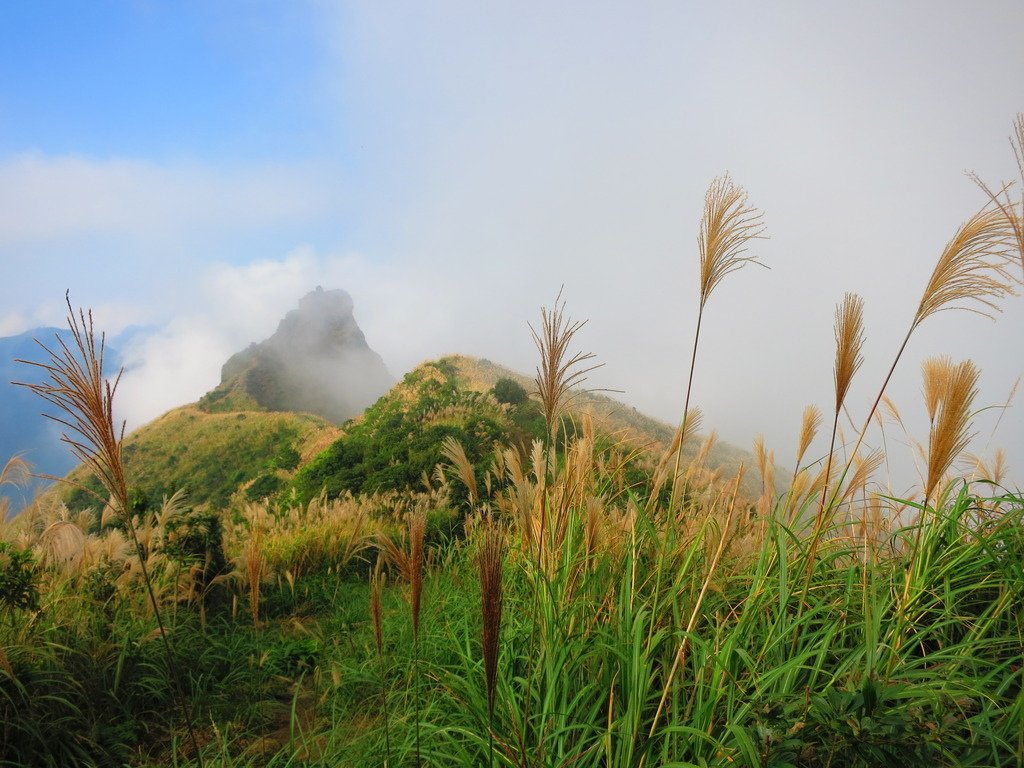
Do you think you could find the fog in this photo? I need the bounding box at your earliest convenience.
[2,2,1022,493]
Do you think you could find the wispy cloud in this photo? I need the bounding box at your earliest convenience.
[0,153,334,242]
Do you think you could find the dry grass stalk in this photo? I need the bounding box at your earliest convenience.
[369,559,392,764]
[753,435,776,521]
[35,520,85,573]
[652,407,703,507]
[529,289,602,441]
[645,467,745,753]
[14,295,204,764]
[795,405,822,471]
[441,436,479,507]
[924,359,980,504]
[838,202,1017,511]
[833,294,865,415]
[840,449,884,505]
[913,208,1018,328]
[671,175,766,505]
[698,174,768,309]
[245,529,264,629]
[371,563,385,656]
[810,295,864,528]
[476,522,505,729]
[15,301,128,508]
[408,510,426,641]
[971,113,1024,273]
[922,356,955,426]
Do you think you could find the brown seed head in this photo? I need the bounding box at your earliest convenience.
[698,174,767,309]
[913,207,1018,329]
[529,289,602,439]
[476,522,505,718]
[833,293,865,415]
[921,356,955,425]
[408,510,426,640]
[924,359,980,503]
[795,405,822,469]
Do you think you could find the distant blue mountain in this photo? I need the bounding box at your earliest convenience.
[1,327,121,515]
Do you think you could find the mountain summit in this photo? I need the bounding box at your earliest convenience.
[199,287,393,423]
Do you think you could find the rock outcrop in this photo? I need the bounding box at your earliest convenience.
[201,287,393,423]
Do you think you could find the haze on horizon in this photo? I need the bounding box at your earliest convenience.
[1,2,1022,494]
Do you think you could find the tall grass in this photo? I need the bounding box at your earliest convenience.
[14,294,205,765]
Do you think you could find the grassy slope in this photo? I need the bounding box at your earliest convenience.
[446,353,778,498]
[52,353,775,511]
[60,405,340,510]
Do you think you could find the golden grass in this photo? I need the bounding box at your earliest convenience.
[530,290,602,440]
[794,405,822,472]
[971,112,1024,274]
[833,293,865,414]
[476,521,505,723]
[697,174,768,309]
[913,207,1018,327]
[924,359,980,503]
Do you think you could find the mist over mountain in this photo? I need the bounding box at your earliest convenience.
[198,287,394,423]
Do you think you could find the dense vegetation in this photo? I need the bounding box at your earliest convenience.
[2,123,1023,766]
[292,359,546,502]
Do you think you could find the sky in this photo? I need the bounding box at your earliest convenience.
[1,1,1022,495]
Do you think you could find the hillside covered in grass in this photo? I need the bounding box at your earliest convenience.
[58,405,340,512]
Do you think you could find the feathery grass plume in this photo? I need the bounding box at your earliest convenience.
[670,175,766,500]
[813,295,864,519]
[441,436,478,508]
[802,294,865,585]
[924,359,980,505]
[840,449,884,506]
[833,293,866,415]
[476,521,505,768]
[698,174,769,309]
[529,288,602,441]
[244,529,264,629]
[838,204,1017,503]
[964,448,1007,487]
[406,507,426,767]
[753,435,776,522]
[408,509,426,641]
[784,405,822,521]
[971,113,1024,273]
[0,455,30,490]
[35,520,85,573]
[922,356,956,426]
[795,405,822,471]
[913,208,1019,327]
[652,406,703,507]
[0,455,30,520]
[14,294,204,765]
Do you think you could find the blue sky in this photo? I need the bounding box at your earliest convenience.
[1,2,1023,491]
[0,2,328,160]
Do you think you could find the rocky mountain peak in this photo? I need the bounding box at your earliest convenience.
[200,288,393,423]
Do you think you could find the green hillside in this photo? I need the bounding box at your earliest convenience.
[292,356,545,502]
[52,354,773,513]
[60,405,340,512]
[444,354,771,496]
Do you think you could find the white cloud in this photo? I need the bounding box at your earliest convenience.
[0,153,334,242]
